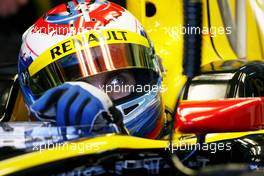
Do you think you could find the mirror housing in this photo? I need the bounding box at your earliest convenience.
[176,98,264,134]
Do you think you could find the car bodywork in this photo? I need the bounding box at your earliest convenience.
[1,0,264,175]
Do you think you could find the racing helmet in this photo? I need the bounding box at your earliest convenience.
[18,0,165,138]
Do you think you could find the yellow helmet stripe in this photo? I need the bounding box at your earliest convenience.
[28,29,150,76]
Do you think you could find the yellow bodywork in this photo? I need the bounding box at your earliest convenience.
[127,0,264,109]
[3,0,264,175]
[1,130,264,175]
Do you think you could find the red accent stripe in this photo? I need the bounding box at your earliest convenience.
[176,97,264,134]
[26,41,39,57]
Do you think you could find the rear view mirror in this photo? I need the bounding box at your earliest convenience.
[176,98,264,134]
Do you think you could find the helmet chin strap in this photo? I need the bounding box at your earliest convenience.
[108,106,130,135]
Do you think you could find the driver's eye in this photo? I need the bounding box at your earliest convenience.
[106,75,126,87]
[83,71,136,100]
[103,73,136,100]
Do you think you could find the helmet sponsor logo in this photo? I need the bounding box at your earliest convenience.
[50,40,73,60]
[50,30,128,60]
[28,29,149,76]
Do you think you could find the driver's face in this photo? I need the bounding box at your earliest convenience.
[86,71,136,100]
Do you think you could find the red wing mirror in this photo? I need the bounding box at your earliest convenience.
[176,97,264,134]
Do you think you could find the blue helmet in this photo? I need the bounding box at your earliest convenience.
[18,0,165,138]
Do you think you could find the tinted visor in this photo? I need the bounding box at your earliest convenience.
[28,43,159,100]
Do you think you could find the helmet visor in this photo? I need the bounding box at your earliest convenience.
[28,43,159,99]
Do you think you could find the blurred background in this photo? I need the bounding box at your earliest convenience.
[0,0,126,65]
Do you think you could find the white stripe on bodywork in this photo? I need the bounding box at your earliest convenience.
[250,0,264,35]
